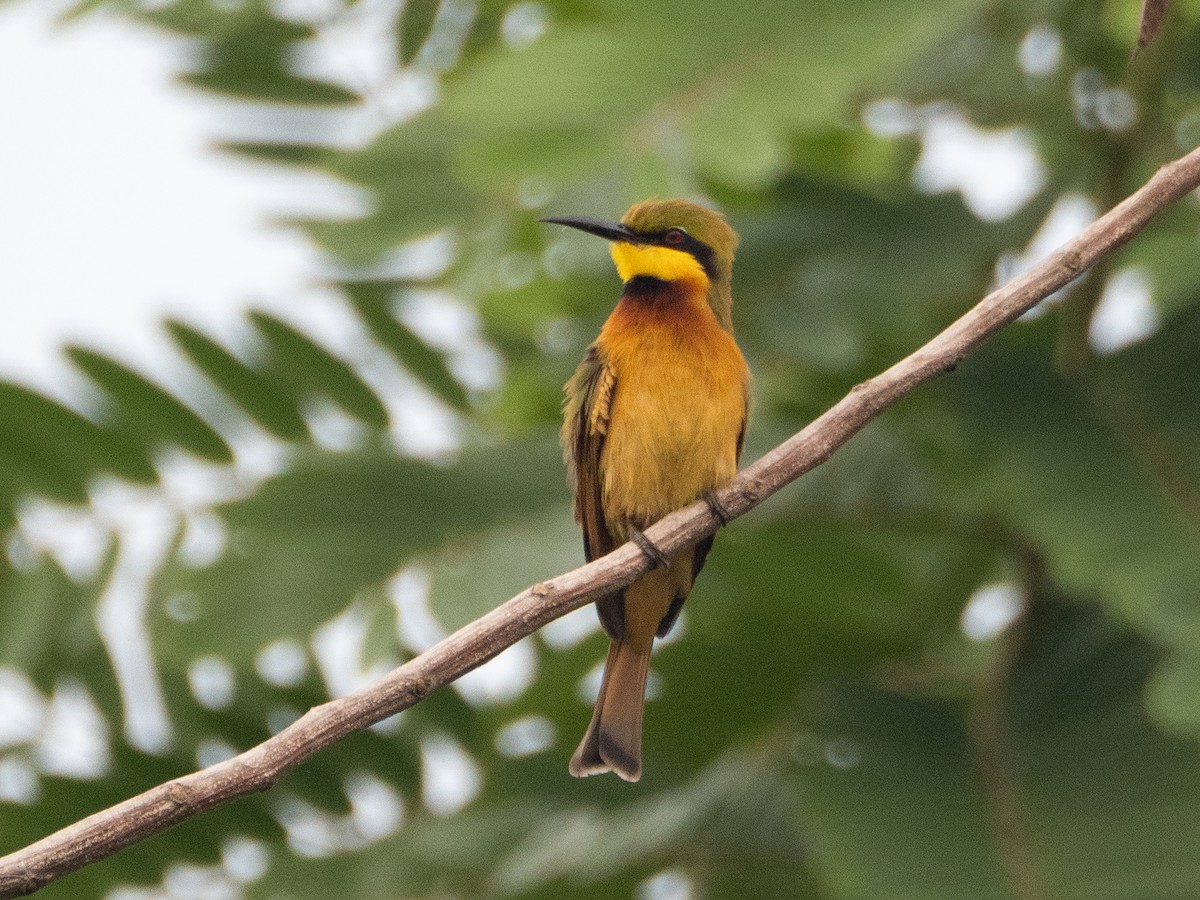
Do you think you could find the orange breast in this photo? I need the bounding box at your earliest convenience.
[596,283,749,532]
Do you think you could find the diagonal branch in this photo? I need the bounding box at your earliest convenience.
[1138,0,1173,51]
[4,145,1200,898]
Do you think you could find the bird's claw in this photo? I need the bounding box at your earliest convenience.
[703,490,732,527]
[629,527,670,569]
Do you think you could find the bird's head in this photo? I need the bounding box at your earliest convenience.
[542,198,739,331]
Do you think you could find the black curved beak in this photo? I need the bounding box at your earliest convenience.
[539,216,642,243]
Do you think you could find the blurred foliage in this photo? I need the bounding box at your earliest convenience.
[3,0,1200,897]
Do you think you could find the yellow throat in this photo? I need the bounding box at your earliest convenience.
[610,242,710,286]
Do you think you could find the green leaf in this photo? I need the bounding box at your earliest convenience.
[1114,217,1200,319]
[492,747,800,894]
[0,432,89,506]
[157,439,565,657]
[442,0,989,190]
[643,515,996,773]
[949,331,1200,732]
[0,383,157,485]
[398,0,441,65]
[170,8,360,106]
[316,113,481,258]
[426,514,580,631]
[795,599,1200,900]
[0,557,104,676]
[165,320,309,442]
[65,346,233,464]
[214,141,330,170]
[248,312,390,429]
[341,281,470,411]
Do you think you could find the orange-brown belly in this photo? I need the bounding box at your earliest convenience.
[600,316,747,534]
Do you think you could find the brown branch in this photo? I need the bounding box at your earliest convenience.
[4,145,1200,898]
[1137,0,1172,52]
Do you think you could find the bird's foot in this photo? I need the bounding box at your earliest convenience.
[629,527,670,569]
[703,489,732,527]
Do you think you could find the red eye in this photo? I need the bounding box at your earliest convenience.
[664,228,686,245]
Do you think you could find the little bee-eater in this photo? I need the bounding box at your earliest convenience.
[543,199,750,782]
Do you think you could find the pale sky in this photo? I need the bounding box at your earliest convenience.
[0,0,365,401]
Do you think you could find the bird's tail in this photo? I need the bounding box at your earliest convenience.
[569,639,651,782]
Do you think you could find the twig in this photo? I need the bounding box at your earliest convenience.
[3,145,1200,898]
[1137,0,1173,52]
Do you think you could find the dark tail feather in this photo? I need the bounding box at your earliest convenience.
[569,640,650,782]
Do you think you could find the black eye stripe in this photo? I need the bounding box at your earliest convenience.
[689,241,717,279]
[629,226,718,279]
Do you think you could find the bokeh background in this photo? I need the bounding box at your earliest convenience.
[3,0,1200,897]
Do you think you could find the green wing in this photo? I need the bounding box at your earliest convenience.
[561,344,624,638]
[562,344,617,562]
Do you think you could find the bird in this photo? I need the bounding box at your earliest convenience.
[542,198,750,782]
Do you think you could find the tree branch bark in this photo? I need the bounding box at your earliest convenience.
[4,145,1200,898]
